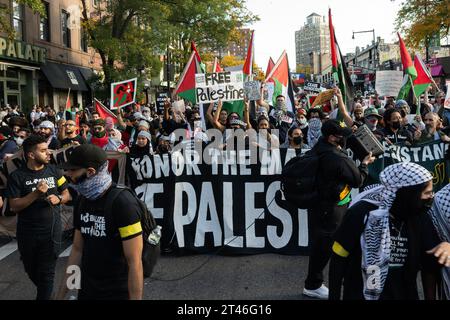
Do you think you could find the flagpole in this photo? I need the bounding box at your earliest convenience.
[409,75,420,116]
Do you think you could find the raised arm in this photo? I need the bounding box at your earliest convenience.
[335,88,354,128]
[213,100,225,132]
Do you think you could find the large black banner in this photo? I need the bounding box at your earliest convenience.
[128,148,310,255]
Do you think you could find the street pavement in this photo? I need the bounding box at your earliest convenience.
[0,236,315,300]
[0,236,425,300]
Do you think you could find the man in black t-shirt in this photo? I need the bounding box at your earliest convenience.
[59,119,86,148]
[6,135,70,300]
[56,144,144,300]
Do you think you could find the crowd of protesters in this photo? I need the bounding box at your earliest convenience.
[1,81,450,301]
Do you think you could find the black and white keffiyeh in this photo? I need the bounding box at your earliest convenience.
[429,184,450,299]
[350,162,432,300]
[307,118,322,148]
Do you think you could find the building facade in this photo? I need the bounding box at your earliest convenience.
[0,0,102,114]
[295,13,330,69]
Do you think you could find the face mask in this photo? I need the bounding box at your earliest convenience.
[366,121,377,131]
[15,137,24,146]
[392,121,401,130]
[336,136,347,149]
[293,136,303,145]
[276,101,286,111]
[421,198,434,211]
[299,118,307,126]
[94,130,106,138]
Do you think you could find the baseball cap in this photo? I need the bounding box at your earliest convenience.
[59,144,107,171]
[364,107,382,119]
[321,120,353,137]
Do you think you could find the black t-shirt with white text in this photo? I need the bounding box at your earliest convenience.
[6,164,68,233]
[74,186,143,299]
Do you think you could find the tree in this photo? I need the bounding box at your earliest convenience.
[80,0,170,97]
[0,0,45,39]
[395,0,449,50]
[80,0,257,98]
[221,55,245,68]
[165,0,258,63]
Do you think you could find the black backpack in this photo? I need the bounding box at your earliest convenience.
[78,185,160,278]
[281,149,322,209]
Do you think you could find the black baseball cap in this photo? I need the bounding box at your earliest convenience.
[59,144,107,170]
[321,120,353,137]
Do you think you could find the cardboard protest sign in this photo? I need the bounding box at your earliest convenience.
[195,71,245,104]
[110,78,137,110]
[244,81,261,100]
[375,71,403,97]
[311,89,335,108]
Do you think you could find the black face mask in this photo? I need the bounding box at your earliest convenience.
[421,197,434,211]
[293,136,303,145]
[392,121,401,130]
[337,136,347,149]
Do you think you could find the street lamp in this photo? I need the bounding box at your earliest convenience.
[352,29,378,90]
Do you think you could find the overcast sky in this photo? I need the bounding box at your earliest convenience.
[245,0,403,70]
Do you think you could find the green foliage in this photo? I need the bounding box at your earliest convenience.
[80,0,257,97]
[395,0,449,48]
[0,0,45,40]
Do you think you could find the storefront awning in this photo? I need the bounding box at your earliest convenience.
[431,65,444,77]
[40,61,89,91]
[78,67,95,89]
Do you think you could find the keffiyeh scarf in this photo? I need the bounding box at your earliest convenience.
[307,118,322,148]
[428,184,450,299]
[70,162,112,200]
[350,162,432,300]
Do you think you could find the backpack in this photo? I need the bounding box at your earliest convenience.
[281,149,322,209]
[105,186,161,278]
[78,185,160,278]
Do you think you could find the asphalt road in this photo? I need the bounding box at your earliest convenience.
[0,237,315,301]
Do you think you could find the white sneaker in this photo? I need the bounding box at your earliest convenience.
[303,285,329,300]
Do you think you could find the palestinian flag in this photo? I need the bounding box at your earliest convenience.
[398,54,433,101]
[329,9,354,114]
[191,41,206,73]
[264,50,295,112]
[213,57,223,72]
[173,51,202,104]
[266,58,275,78]
[243,31,254,82]
[95,98,118,125]
[398,33,417,80]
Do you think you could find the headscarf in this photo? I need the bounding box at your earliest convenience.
[428,184,450,299]
[350,162,432,300]
[307,118,322,148]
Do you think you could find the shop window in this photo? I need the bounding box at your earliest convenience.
[39,2,50,41]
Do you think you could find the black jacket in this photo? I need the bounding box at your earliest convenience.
[313,137,369,207]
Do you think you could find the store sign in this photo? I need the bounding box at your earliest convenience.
[66,71,79,85]
[0,37,46,64]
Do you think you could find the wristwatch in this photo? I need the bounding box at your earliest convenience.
[57,194,63,204]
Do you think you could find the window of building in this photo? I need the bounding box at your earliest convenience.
[39,1,50,41]
[80,20,88,52]
[61,10,71,48]
[12,1,24,40]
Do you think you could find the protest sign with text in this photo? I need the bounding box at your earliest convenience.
[375,71,403,97]
[195,71,245,104]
